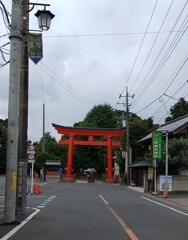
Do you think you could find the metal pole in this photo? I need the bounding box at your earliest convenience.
[42,103,45,153]
[165,131,169,197]
[4,0,22,223]
[154,159,157,194]
[31,162,34,194]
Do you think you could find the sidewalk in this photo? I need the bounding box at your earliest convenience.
[156,192,188,209]
[129,186,188,210]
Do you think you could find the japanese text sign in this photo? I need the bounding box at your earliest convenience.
[152,131,163,160]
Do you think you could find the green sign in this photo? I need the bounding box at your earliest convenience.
[152,131,163,160]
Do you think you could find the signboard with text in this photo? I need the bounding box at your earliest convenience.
[152,131,163,160]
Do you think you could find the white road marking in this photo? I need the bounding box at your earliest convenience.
[141,196,188,216]
[1,208,40,240]
[36,195,56,209]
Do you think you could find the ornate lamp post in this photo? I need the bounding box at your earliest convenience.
[5,0,55,223]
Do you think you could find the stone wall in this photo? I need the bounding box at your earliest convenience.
[157,175,188,192]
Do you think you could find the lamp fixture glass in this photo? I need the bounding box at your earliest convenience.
[35,10,55,31]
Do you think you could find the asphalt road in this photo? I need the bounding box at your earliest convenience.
[0,180,188,240]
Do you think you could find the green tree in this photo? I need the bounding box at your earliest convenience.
[165,98,188,122]
[34,132,67,174]
[72,104,118,175]
[83,103,117,128]
[157,138,188,175]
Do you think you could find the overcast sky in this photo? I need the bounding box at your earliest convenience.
[0,0,188,142]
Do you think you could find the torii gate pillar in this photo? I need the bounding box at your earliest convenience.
[106,136,114,183]
[67,135,74,176]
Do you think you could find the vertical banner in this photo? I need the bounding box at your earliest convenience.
[152,131,163,160]
[28,33,43,64]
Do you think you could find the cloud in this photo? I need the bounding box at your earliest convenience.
[1,0,188,142]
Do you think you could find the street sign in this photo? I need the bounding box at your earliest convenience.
[28,145,34,151]
[27,150,35,155]
[28,160,35,163]
[27,144,35,162]
[28,154,35,160]
[152,131,163,160]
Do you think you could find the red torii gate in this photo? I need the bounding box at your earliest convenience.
[52,124,125,183]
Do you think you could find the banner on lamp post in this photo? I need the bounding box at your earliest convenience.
[28,33,43,64]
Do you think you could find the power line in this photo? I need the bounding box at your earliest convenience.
[43,30,188,38]
[152,80,188,117]
[163,55,188,93]
[38,61,92,109]
[133,54,188,114]
[129,0,175,93]
[136,95,163,114]
[0,0,11,31]
[120,0,159,96]
[131,1,188,108]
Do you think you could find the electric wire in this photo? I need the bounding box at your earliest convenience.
[134,19,188,108]
[129,0,175,93]
[0,0,11,31]
[131,1,188,108]
[44,30,188,38]
[131,0,188,101]
[120,0,159,96]
[38,62,92,109]
[152,80,188,117]
[136,95,163,114]
[134,54,188,115]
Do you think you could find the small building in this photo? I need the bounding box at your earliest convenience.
[45,160,62,182]
[135,114,188,192]
[129,160,151,187]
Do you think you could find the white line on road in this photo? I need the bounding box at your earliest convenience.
[0,208,40,240]
[141,196,188,216]
[36,195,57,209]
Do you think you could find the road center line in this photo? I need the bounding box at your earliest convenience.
[141,196,188,216]
[99,194,139,240]
[1,208,40,240]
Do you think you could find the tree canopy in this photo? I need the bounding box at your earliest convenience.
[165,98,188,122]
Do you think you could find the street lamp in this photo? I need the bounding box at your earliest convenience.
[35,9,55,30]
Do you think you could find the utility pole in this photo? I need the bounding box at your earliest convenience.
[119,87,134,185]
[4,0,22,223]
[126,87,130,185]
[16,0,29,215]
